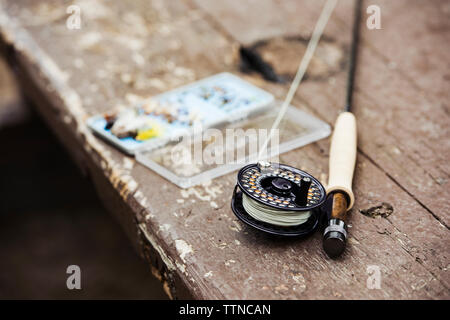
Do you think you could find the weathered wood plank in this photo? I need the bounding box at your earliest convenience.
[192,0,449,288]
[193,0,450,224]
[0,0,448,299]
[350,0,450,226]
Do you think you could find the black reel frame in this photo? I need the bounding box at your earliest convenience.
[231,163,327,237]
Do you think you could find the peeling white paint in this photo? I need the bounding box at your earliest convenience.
[181,187,211,201]
[176,261,187,274]
[78,32,103,49]
[175,239,193,263]
[292,273,307,292]
[139,223,175,271]
[180,181,224,209]
[229,220,242,232]
[218,242,228,249]
[135,191,148,208]
[225,259,236,266]
[159,224,171,232]
[123,157,135,170]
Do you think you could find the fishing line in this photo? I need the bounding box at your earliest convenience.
[258,0,338,159]
[242,194,312,226]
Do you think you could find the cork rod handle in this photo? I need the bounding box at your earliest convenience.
[327,112,357,210]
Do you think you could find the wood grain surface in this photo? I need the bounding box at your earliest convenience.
[0,0,448,299]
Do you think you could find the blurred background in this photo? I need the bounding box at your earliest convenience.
[0,57,167,299]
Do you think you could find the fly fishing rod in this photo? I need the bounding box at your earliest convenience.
[231,0,361,258]
[322,0,361,258]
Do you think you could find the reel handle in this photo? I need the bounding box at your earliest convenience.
[327,112,357,210]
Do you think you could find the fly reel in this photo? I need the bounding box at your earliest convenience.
[231,161,327,237]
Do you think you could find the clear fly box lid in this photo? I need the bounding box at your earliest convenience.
[135,101,331,188]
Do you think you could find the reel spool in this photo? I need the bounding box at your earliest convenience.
[231,161,326,237]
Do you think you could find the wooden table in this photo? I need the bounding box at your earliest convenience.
[0,0,448,299]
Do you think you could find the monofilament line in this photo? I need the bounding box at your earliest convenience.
[258,0,337,159]
[242,194,312,226]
